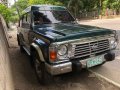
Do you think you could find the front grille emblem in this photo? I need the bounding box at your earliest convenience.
[91,44,98,50]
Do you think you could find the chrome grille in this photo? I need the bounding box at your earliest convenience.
[74,39,109,58]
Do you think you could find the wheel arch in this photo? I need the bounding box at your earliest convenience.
[30,43,45,62]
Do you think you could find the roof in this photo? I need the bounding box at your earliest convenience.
[23,5,67,13]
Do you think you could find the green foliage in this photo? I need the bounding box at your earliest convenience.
[103,0,120,14]
[12,0,28,14]
[10,0,29,23]
[0,4,12,23]
[28,0,63,6]
[103,0,120,10]
[10,13,19,23]
[82,0,99,12]
[2,0,119,23]
[10,0,63,23]
[68,0,83,18]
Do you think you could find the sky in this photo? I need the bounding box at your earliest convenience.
[8,0,15,6]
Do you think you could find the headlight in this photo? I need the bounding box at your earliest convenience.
[58,45,68,56]
[109,37,117,49]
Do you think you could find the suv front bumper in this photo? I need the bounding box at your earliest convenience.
[45,62,72,75]
[45,52,115,75]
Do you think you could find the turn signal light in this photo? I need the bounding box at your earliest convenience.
[50,51,57,62]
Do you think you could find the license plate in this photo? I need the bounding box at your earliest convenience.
[87,56,104,68]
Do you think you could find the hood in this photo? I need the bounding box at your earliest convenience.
[33,23,114,42]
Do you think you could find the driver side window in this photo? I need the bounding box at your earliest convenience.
[33,11,51,25]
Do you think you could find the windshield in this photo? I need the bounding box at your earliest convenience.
[33,10,75,25]
[51,10,75,23]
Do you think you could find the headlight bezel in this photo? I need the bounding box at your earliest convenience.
[109,36,118,49]
[57,44,68,56]
[49,43,70,63]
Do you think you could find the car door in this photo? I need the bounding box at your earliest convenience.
[24,13,31,50]
[21,13,31,51]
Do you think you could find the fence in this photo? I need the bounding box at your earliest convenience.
[78,9,120,20]
[78,11,99,19]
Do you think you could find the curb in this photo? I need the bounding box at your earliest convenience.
[89,69,120,89]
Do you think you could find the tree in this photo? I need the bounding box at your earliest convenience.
[103,0,120,14]
[12,0,28,15]
[111,0,120,14]
[68,0,83,18]
[56,0,69,6]
[0,4,12,23]
[28,0,63,6]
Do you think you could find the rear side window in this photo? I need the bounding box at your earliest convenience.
[22,15,27,23]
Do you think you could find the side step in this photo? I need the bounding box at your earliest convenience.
[23,46,30,56]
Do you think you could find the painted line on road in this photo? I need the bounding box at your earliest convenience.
[89,69,120,88]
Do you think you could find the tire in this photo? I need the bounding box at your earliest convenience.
[32,51,52,85]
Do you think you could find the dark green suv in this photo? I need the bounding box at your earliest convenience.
[17,5,118,84]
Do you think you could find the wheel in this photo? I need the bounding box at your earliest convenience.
[32,51,52,85]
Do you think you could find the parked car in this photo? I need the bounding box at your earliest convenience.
[17,5,118,84]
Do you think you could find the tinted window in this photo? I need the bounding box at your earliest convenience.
[51,10,75,22]
[32,10,75,24]
[33,11,51,25]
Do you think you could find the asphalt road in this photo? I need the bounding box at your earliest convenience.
[80,18,120,86]
[7,18,120,90]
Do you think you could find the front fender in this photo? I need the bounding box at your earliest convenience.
[31,39,50,62]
